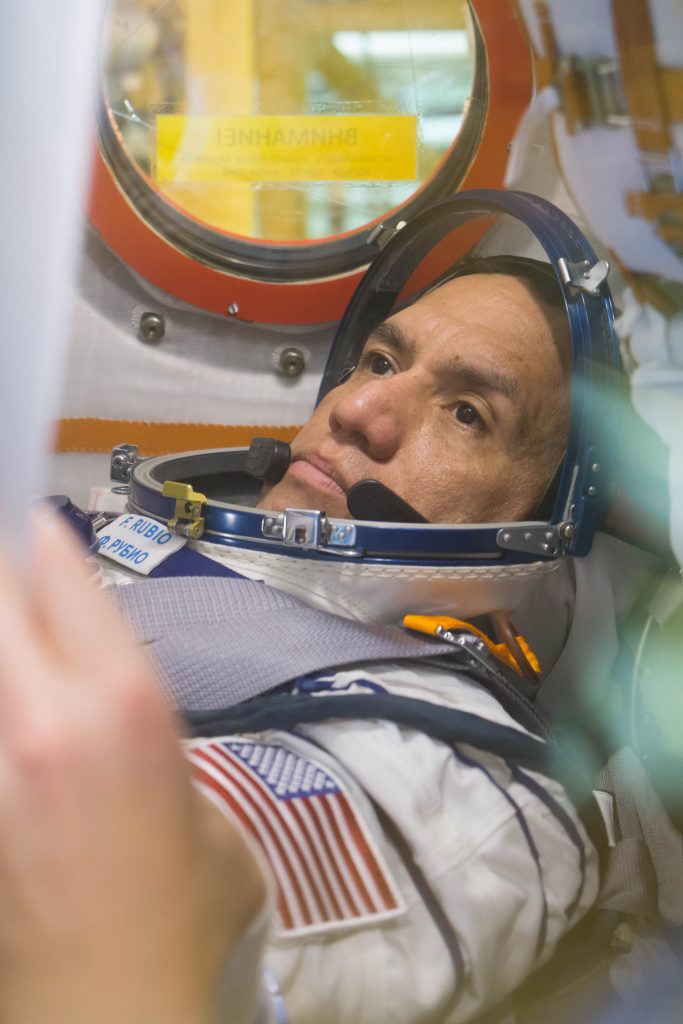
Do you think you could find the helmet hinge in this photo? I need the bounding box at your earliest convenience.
[110,443,140,485]
[497,524,563,557]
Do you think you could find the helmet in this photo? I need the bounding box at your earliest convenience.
[126,189,622,624]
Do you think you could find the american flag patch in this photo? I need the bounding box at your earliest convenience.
[188,738,405,936]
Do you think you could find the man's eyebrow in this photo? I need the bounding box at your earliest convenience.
[369,320,521,407]
[370,320,416,357]
[440,361,522,406]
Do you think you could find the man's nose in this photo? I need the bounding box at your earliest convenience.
[329,374,413,460]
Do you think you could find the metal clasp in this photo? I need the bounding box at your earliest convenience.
[162,480,207,539]
[497,524,562,557]
[432,628,501,676]
[110,443,140,484]
[435,626,488,654]
[557,257,610,295]
[262,508,357,550]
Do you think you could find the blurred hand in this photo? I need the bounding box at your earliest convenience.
[0,517,265,1024]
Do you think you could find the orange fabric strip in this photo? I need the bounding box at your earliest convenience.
[527,1,556,90]
[626,191,683,248]
[626,193,683,220]
[662,69,683,123]
[53,418,301,455]
[611,0,671,154]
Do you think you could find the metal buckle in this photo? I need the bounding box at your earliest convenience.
[435,626,487,653]
[559,56,629,129]
[262,508,357,550]
[432,627,500,676]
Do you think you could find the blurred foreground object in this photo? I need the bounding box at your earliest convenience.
[0,0,105,554]
[512,0,683,566]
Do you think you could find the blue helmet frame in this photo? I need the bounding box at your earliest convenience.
[128,189,621,567]
[317,188,622,559]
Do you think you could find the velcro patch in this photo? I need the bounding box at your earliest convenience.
[188,738,405,936]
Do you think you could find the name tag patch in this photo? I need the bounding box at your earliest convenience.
[96,514,185,575]
[188,738,405,937]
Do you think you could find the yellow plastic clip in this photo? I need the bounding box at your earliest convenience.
[162,480,207,540]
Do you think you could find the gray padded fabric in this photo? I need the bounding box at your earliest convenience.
[111,575,457,710]
[595,746,683,925]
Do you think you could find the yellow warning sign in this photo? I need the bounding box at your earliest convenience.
[155,115,418,183]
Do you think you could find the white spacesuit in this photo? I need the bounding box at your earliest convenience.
[89,191,664,1023]
[99,527,655,1024]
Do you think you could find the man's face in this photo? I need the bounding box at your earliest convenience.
[259,273,570,523]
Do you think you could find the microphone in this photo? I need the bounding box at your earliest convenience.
[245,437,291,484]
[347,480,428,523]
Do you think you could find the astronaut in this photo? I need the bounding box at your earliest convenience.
[0,191,664,1024]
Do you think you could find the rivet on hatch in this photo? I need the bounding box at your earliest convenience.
[278,347,306,378]
[138,311,165,345]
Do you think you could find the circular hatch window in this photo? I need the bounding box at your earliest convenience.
[93,1,531,321]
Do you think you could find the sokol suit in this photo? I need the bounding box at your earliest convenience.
[101,529,657,1024]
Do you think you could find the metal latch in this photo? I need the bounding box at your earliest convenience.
[557,257,610,295]
[110,443,140,484]
[162,481,207,539]
[262,508,357,550]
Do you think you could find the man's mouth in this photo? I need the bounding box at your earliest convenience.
[288,455,347,499]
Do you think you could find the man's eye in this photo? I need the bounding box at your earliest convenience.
[368,353,394,376]
[454,402,482,427]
